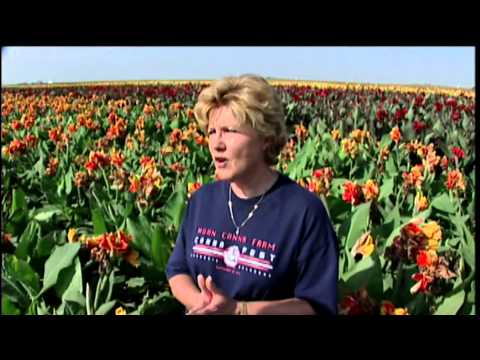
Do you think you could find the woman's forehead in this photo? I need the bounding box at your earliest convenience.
[209,106,241,127]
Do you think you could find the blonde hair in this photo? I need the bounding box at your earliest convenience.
[193,74,288,166]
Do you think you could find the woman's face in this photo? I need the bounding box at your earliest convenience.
[207,105,268,182]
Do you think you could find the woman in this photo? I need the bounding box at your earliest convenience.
[166,75,338,315]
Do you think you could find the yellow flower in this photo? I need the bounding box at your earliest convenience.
[362,180,379,201]
[414,192,429,212]
[68,228,78,243]
[331,129,341,141]
[421,221,442,251]
[393,308,409,315]
[351,232,375,260]
[115,307,127,315]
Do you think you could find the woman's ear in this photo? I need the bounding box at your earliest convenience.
[263,137,272,151]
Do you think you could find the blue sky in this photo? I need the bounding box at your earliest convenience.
[1,46,475,88]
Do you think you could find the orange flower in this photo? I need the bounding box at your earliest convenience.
[446,170,466,191]
[169,128,183,146]
[403,164,424,190]
[129,175,141,193]
[350,129,369,143]
[25,134,38,148]
[341,138,359,158]
[362,180,379,201]
[169,102,183,113]
[440,155,449,170]
[170,162,185,173]
[188,182,202,197]
[139,156,155,170]
[143,104,154,115]
[98,231,131,255]
[110,148,125,168]
[68,123,78,133]
[389,126,401,144]
[294,123,308,141]
[74,171,89,188]
[45,158,59,176]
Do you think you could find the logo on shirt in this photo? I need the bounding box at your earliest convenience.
[224,246,240,268]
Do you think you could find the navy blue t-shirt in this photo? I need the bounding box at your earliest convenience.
[166,172,338,314]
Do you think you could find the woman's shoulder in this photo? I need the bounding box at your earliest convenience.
[188,179,226,202]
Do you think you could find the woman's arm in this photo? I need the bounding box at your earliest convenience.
[168,274,205,311]
[239,298,316,315]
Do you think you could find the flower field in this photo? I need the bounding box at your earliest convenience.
[1,80,475,315]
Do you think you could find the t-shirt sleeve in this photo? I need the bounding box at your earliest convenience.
[294,200,339,315]
[165,200,191,280]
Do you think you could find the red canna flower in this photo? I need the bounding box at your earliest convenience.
[11,120,23,131]
[451,110,461,122]
[446,98,457,108]
[434,102,443,112]
[342,181,362,205]
[410,273,433,294]
[446,170,466,191]
[412,119,427,134]
[451,146,465,160]
[376,108,388,122]
[395,108,408,122]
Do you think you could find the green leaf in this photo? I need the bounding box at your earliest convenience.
[92,207,108,235]
[65,167,73,195]
[430,193,455,214]
[32,205,63,222]
[434,279,465,315]
[378,177,394,202]
[2,295,21,315]
[329,178,348,198]
[95,300,117,315]
[2,254,41,305]
[406,104,414,122]
[342,253,383,301]
[126,277,146,288]
[54,258,83,302]
[163,186,187,231]
[38,243,81,297]
[15,221,41,261]
[11,188,27,215]
[127,217,151,256]
[346,201,371,250]
[385,156,397,177]
[151,224,171,273]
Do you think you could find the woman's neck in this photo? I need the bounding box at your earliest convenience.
[230,167,279,199]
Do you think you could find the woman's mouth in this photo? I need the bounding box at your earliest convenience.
[214,157,228,168]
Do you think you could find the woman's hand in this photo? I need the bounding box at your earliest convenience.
[186,275,238,315]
